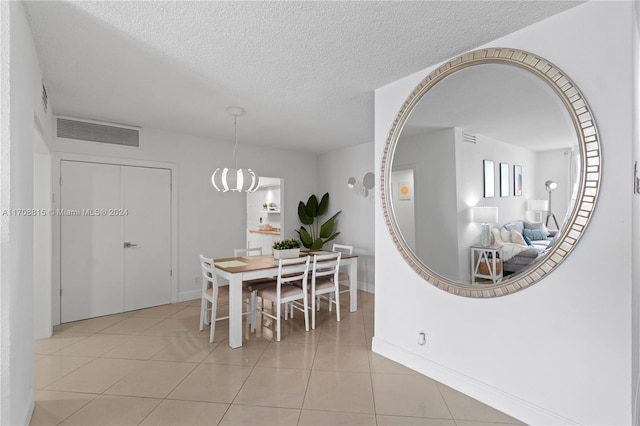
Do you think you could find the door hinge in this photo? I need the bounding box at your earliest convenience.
[170,269,172,277]
[60,288,62,296]
[59,176,62,186]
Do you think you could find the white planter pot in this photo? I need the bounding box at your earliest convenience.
[273,248,300,259]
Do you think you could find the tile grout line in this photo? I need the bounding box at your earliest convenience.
[44,305,190,425]
[296,318,324,424]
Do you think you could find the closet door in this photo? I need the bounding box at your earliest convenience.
[60,161,172,322]
[123,166,171,311]
[60,161,123,322]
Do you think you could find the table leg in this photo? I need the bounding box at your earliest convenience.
[228,275,243,348]
[349,259,358,312]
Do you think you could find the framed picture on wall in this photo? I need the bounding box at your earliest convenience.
[514,165,523,196]
[500,163,509,197]
[483,160,494,198]
[398,182,411,200]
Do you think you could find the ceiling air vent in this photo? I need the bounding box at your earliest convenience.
[463,132,476,144]
[57,118,140,147]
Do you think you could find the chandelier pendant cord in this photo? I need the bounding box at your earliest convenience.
[233,116,239,170]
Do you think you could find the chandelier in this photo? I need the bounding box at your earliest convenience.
[211,107,260,193]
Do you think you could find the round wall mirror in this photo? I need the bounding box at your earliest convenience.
[381,48,601,298]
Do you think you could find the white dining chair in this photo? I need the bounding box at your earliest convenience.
[254,256,310,342]
[330,243,353,308]
[234,247,263,257]
[309,252,341,329]
[234,246,276,315]
[199,254,253,343]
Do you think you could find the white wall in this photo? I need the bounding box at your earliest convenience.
[633,3,640,425]
[390,169,416,251]
[394,128,459,280]
[317,142,375,292]
[50,127,318,307]
[33,146,52,339]
[534,148,575,226]
[458,132,538,226]
[374,2,633,424]
[455,129,539,281]
[0,2,54,424]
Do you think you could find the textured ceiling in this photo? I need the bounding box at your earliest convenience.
[404,64,575,151]
[23,1,582,154]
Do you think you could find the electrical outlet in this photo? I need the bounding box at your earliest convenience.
[194,276,200,286]
[418,331,429,347]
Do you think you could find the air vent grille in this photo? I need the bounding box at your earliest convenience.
[463,132,476,144]
[57,118,139,147]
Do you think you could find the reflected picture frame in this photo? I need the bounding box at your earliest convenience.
[483,160,494,198]
[500,163,509,197]
[514,165,523,196]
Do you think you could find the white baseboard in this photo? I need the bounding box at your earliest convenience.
[177,290,200,303]
[357,281,374,294]
[21,388,35,426]
[372,337,578,425]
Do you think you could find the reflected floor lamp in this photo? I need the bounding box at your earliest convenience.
[472,206,499,247]
[545,180,559,229]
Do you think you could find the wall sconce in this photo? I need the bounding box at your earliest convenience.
[348,172,375,197]
[472,206,499,247]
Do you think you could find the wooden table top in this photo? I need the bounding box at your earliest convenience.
[214,252,357,273]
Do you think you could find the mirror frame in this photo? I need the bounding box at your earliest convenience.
[381,48,601,298]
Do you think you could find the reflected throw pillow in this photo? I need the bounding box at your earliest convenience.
[523,228,548,241]
[511,230,527,246]
[524,220,549,236]
[491,228,502,245]
[500,227,511,243]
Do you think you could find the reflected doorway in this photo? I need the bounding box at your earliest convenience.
[246,177,283,254]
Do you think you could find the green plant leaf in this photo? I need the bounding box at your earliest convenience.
[323,232,340,245]
[298,202,313,225]
[319,210,341,238]
[272,238,301,250]
[319,217,335,238]
[296,227,313,248]
[317,192,329,216]
[297,193,341,250]
[307,194,319,217]
[310,238,324,250]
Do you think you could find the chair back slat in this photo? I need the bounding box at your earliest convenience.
[278,256,310,285]
[332,244,353,255]
[199,255,217,292]
[234,247,263,257]
[312,252,341,281]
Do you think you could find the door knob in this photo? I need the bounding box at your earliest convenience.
[123,242,138,248]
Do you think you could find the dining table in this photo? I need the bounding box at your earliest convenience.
[214,251,358,348]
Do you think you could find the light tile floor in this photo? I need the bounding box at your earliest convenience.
[32,291,524,425]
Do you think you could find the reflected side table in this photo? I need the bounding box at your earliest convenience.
[470,245,503,284]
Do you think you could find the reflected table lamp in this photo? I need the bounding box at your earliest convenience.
[529,199,549,222]
[472,206,499,247]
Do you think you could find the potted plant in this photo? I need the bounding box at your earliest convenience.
[262,203,268,210]
[272,238,302,259]
[295,192,341,249]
